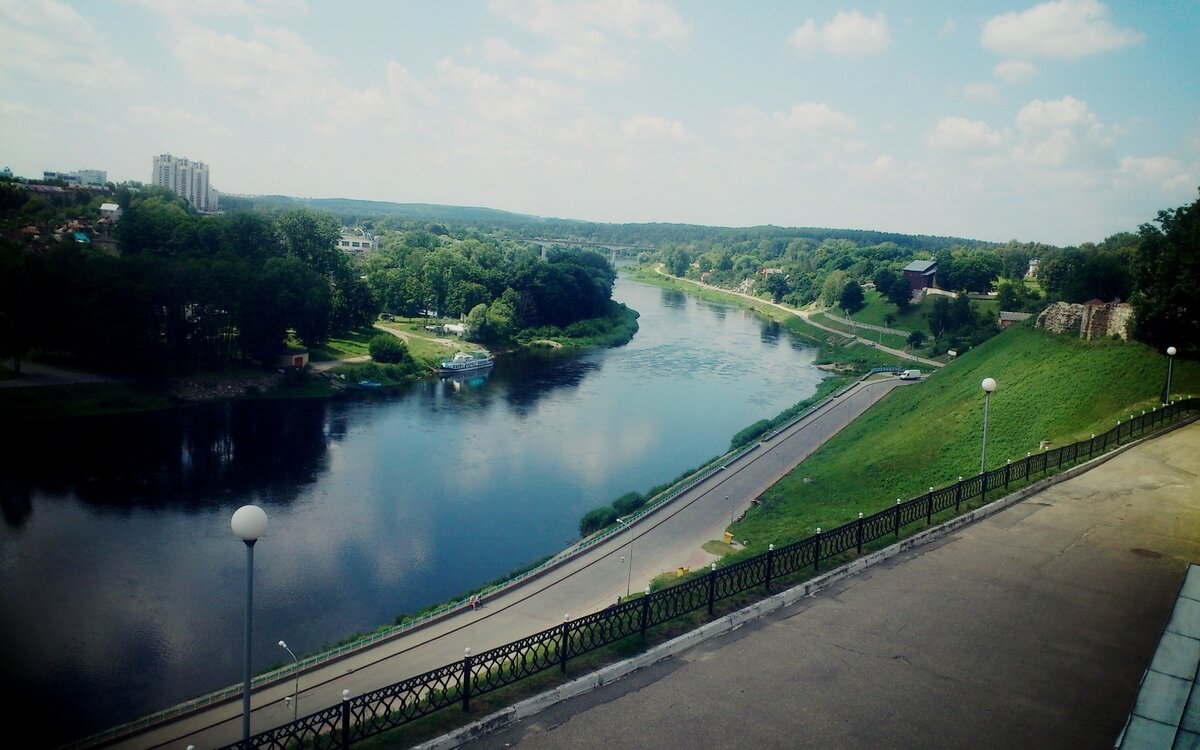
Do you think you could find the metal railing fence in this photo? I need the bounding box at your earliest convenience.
[216,397,1198,750]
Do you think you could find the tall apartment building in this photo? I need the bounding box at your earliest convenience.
[152,153,219,212]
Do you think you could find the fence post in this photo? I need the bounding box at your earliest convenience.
[707,563,718,616]
[462,648,472,712]
[981,471,987,503]
[894,500,901,538]
[1004,460,1011,489]
[1116,420,1121,446]
[639,587,651,639]
[814,529,823,571]
[926,487,934,525]
[765,544,775,592]
[1089,434,1095,459]
[559,614,570,674]
[335,689,350,749]
[955,477,963,512]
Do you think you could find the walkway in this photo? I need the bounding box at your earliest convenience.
[456,421,1200,749]
[100,376,918,749]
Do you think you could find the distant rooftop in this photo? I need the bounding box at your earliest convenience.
[903,260,937,273]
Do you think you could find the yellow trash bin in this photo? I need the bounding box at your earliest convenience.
[676,566,688,577]
[723,531,734,545]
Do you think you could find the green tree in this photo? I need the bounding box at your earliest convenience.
[1131,189,1200,350]
[820,269,848,307]
[765,273,789,302]
[839,280,865,313]
[275,209,346,277]
[907,330,926,349]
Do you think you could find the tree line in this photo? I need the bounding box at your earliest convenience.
[0,183,623,374]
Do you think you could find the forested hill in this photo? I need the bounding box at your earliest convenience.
[221,194,996,252]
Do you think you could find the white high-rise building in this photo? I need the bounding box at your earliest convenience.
[152,154,219,212]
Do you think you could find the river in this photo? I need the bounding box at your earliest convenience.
[0,274,828,746]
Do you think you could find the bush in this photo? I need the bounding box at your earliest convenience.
[368,334,409,364]
[612,491,646,516]
[579,506,619,537]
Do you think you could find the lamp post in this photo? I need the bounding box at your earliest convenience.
[727,494,733,526]
[616,517,634,597]
[279,639,299,723]
[980,378,997,474]
[231,504,268,743]
[1165,346,1177,404]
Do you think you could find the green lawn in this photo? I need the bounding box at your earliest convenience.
[731,325,1200,550]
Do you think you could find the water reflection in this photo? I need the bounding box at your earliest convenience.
[0,402,334,519]
[0,275,830,746]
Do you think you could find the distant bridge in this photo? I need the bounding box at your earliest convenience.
[509,236,657,254]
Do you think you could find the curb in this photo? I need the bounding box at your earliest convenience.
[413,416,1198,750]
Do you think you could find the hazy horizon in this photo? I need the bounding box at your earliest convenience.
[3,0,1198,246]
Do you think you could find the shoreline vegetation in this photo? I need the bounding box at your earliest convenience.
[0,300,640,420]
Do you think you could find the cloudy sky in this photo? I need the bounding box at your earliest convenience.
[2,0,1197,246]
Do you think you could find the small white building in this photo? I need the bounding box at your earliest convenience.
[99,202,122,221]
[337,230,377,254]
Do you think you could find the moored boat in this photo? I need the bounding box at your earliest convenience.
[437,351,494,375]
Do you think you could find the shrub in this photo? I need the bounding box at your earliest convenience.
[579,506,619,537]
[612,491,645,516]
[368,334,409,364]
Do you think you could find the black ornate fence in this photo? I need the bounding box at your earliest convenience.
[221,399,1198,750]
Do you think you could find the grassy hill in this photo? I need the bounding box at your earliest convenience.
[733,324,1200,547]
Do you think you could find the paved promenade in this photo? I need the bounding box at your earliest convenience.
[455,421,1200,750]
[103,376,915,749]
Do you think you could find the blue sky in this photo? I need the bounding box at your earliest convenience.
[2,0,1197,245]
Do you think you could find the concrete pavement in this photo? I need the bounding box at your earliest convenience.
[99,376,916,750]
[451,420,1200,750]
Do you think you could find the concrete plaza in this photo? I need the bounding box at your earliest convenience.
[450,421,1200,750]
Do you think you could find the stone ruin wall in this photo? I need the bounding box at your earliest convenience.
[1036,301,1131,340]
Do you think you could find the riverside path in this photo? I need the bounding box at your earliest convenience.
[457,421,1200,750]
[100,375,918,750]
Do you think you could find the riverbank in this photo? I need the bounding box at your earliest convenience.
[626,264,938,371]
[0,303,641,419]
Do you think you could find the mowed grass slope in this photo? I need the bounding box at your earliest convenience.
[733,324,1200,547]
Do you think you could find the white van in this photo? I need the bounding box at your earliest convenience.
[900,369,921,380]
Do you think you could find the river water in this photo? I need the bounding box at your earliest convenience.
[0,274,828,746]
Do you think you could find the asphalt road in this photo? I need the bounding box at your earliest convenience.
[459,421,1200,750]
[103,376,918,750]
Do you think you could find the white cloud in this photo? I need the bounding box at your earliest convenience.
[982,0,1143,60]
[481,36,526,64]
[789,10,891,58]
[995,59,1038,83]
[775,102,858,133]
[939,18,957,37]
[0,0,141,88]
[1013,95,1112,168]
[486,0,689,81]
[1119,156,1192,190]
[927,117,1007,151]
[620,114,699,145]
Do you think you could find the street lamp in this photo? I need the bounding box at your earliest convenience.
[980,378,997,474]
[615,517,634,597]
[279,639,299,723]
[1165,346,1177,404]
[231,504,268,742]
[727,494,733,525]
